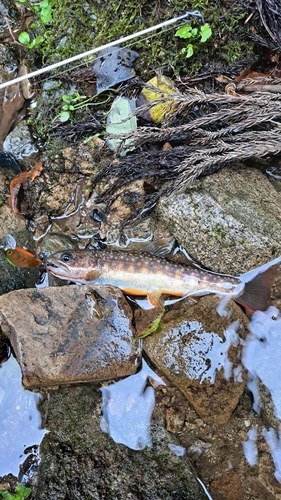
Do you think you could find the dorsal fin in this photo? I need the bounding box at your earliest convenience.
[143,238,175,259]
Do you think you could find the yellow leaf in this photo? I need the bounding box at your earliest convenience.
[137,75,178,123]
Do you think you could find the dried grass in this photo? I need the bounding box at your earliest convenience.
[93,86,281,221]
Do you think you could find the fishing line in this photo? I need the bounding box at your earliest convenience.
[0,10,202,93]
[28,21,190,89]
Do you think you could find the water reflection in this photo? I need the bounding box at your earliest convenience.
[0,355,46,477]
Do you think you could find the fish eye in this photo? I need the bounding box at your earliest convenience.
[61,252,73,263]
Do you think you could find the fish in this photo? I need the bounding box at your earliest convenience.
[5,247,42,268]
[46,249,276,311]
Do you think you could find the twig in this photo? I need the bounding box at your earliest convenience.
[3,16,25,47]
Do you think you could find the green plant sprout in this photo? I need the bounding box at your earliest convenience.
[57,92,114,123]
[17,0,55,50]
[175,22,212,58]
[0,484,31,500]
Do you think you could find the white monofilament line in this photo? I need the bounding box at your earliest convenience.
[0,11,201,90]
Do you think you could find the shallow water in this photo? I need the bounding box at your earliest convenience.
[0,355,46,477]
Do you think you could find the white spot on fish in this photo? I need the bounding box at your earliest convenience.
[221,282,235,290]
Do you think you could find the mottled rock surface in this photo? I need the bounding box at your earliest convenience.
[158,166,281,275]
[0,285,140,389]
[0,198,38,295]
[144,296,249,424]
[32,384,208,500]
[154,372,281,500]
[3,121,40,168]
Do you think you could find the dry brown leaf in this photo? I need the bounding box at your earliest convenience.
[9,162,43,214]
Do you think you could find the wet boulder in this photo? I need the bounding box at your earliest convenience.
[158,166,281,275]
[3,121,40,168]
[0,285,141,389]
[32,384,209,500]
[144,296,249,424]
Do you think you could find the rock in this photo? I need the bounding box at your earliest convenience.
[165,406,186,433]
[3,121,40,168]
[0,200,39,295]
[32,384,208,500]
[258,382,281,431]
[0,285,141,389]
[158,166,281,275]
[209,470,243,500]
[0,1,25,41]
[0,46,25,145]
[144,296,249,424]
[154,372,281,500]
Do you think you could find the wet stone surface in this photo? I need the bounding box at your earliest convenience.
[158,165,281,275]
[32,384,208,500]
[152,372,281,500]
[0,285,141,389]
[3,121,40,168]
[0,189,38,296]
[144,296,249,425]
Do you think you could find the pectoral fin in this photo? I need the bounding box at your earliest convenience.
[147,290,163,307]
[85,270,99,281]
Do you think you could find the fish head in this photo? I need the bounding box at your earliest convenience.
[46,250,100,283]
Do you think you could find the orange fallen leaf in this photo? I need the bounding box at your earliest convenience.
[9,162,43,214]
[234,69,272,84]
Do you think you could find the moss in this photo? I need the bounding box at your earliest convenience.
[28,0,255,153]
[30,0,254,76]
[211,225,226,239]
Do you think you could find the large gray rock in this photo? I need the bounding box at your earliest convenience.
[158,166,281,275]
[0,285,141,389]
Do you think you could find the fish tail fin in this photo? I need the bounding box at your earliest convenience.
[234,268,276,312]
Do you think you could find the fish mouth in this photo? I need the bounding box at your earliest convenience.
[46,260,59,269]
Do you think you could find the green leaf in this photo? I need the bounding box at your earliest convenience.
[106,96,137,155]
[30,35,44,48]
[14,484,31,500]
[185,44,194,58]
[18,32,30,45]
[175,25,192,39]
[0,491,13,499]
[15,0,26,3]
[59,111,71,122]
[200,23,212,43]
[39,0,53,24]
[0,484,31,500]
[62,94,73,102]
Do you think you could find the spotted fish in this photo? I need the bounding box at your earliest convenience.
[46,249,275,311]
